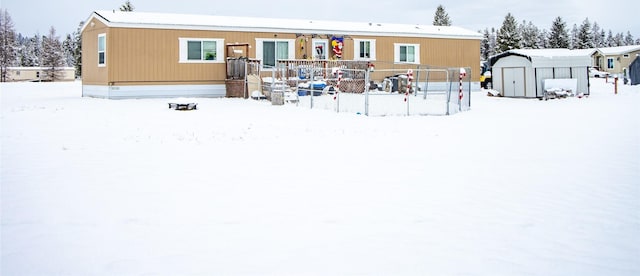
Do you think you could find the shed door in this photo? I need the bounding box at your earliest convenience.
[502,67,526,97]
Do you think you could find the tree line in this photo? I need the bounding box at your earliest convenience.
[0,1,133,82]
[480,13,639,61]
[432,5,639,61]
[2,4,638,82]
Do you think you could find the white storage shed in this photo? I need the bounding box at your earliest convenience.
[489,49,593,98]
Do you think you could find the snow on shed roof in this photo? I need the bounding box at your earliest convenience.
[597,45,640,55]
[489,49,592,67]
[85,10,482,40]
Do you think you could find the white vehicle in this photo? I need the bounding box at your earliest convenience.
[589,67,609,78]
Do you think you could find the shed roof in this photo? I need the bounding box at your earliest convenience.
[83,10,482,40]
[597,45,640,56]
[489,49,592,67]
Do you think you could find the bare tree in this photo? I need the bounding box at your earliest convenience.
[0,9,18,82]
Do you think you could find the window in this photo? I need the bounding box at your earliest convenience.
[179,38,224,63]
[312,39,328,60]
[354,39,376,60]
[623,54,630,58]
[255,39,295,68]
[394,43,420,64]
[607,58,614,69]
[98,33,106,67]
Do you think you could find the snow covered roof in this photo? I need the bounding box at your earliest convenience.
[489,49,592,67]
[597,45,640,56]
[83,10,482,40]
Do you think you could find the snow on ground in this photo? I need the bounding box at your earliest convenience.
[1,79,639,275]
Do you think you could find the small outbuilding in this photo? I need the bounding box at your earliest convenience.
[489,49,592,98]
[630,56,640,85]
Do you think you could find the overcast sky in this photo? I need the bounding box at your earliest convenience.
[3,0,638,39]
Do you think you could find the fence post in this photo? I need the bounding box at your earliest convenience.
[334,69,342,113]
[365,69,370,116]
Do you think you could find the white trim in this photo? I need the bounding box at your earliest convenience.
[394,43,420,64]
[178,38,225,63]
[311,39,328,60]
[354,39,376,61]
[82,84,226,99]
[98,33,106,67]
[255,38,295,68]
[607,57,615,69]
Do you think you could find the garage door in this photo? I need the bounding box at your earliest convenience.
[502,67,526,97]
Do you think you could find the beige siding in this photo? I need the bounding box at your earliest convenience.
[81,18,109,85]
[82,22,481,85]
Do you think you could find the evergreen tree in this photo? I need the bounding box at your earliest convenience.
[520,21,539,49]
[496,13,521,53]
[480,29,490,60]
[636,38,640,45]
[72,21,82,78]
[577,18,593,49]
[489,27,498,56]
[606,30,615,46]
[548,16,569,48]
[120,1,135,12]
[41,26,66,81]
[591,22,603,47]
[0,9,18,82]
[19,34,41,66]
[569,24,578,49]
[61,21,83,77]
[538,29,550,49]
[432,5,451,26]
[614,32,624,46]
[624,31,634,46]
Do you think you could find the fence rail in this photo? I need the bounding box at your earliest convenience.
[244,60,472,116]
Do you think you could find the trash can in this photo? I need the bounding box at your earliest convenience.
[271,90,284,105]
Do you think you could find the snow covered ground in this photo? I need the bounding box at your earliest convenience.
[2,79,639,275]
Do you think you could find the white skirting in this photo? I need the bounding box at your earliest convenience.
[82,84,226,99]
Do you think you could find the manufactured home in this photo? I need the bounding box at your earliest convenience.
[593,45,640,78]
[489,49,592,98]
[81,10,482,99]
[5,67,75,82]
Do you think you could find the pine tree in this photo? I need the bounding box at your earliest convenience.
[591,22,603,47]
[120,1,135,12]
[614,32,624,46]
[520,21,539,49]
[577,18,593,49]
[548,16,569,48]
[41,26,66,81]
[489,27,498,56]
[432,5,451,26]
[606,30,614,46]
[569,24,578,49]
[624,31,634,46]
[72,21,83,78]
[60,21,83,78]
[496,13,521,53]
[538,29,550,49]
[0,9,18,82]
[480,29,490,60]
[19,34,41,66]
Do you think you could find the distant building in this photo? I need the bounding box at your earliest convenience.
[5,67,76,82]
[593,45,640,78]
